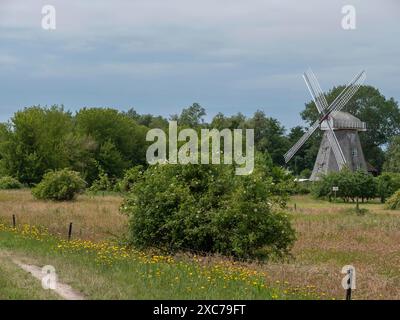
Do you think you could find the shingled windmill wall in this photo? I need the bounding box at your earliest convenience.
[310,112,368,181]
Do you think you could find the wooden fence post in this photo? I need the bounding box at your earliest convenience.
[68,222,73,241]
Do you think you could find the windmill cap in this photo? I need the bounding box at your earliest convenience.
[321,111,367,131]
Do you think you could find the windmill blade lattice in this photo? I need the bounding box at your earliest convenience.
[304,69,347,169]
[284,70,366,164]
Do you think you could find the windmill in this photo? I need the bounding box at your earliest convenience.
[284,69,367,180]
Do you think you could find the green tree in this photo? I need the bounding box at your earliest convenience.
[0,123,11,176]
[247,110,289,166]
[170,103,206,128]
[125,108,169,130]
[286,126,319,175]
[375,172,400,203]
[75,108,148,183]
[210,112,247,130]
[313,169,376,205]
[383,136,400,173]
[0,106,77,184]
[352,170,376,209]
[210,111,289,166]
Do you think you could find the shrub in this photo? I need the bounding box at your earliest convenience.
[89,167,113,192]
[312,171,343,200]
[313,169,376,203]
[292,181,312,195]
[32,169,86,201]
[375,172,400,203]
[385,190,400,210]
[0,176,23,189]
[121,156,296,259]
[116,165,144,193]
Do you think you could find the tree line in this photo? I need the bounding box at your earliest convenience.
[0,85,399,187]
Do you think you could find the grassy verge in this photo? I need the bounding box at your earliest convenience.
[0,224,313,300]
[0,251,59,300]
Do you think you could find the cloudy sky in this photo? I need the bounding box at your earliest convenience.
[0,0,399,129]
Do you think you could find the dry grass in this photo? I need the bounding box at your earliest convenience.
[1,190,399,299]
[0,189,127,241]
[267,195,400,300]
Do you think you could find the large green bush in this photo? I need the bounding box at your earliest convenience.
[116,165,144,193]
[32,169,86,201]
[0,176,23,189]
[385,190,400,210]
[375,172,400,203]
[121,157,295,259]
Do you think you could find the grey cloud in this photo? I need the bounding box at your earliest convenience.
[0,0,399,127]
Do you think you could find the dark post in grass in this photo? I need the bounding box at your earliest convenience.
[12,214,16,228]
[346,269,353,300]
[294,203,297,211]
[68,222,73,241]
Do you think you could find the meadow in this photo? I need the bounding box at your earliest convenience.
[0,189,399,300]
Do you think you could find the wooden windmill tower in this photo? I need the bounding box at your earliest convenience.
[284,69,367,180]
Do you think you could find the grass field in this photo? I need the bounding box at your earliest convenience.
[0,189,399,300]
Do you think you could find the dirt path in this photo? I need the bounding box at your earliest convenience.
[11,259,85,300]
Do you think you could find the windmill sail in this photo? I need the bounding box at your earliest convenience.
[284,70,366,164]
[284,120,320,163]
[303,69,347,169]
[322,71,366,119]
